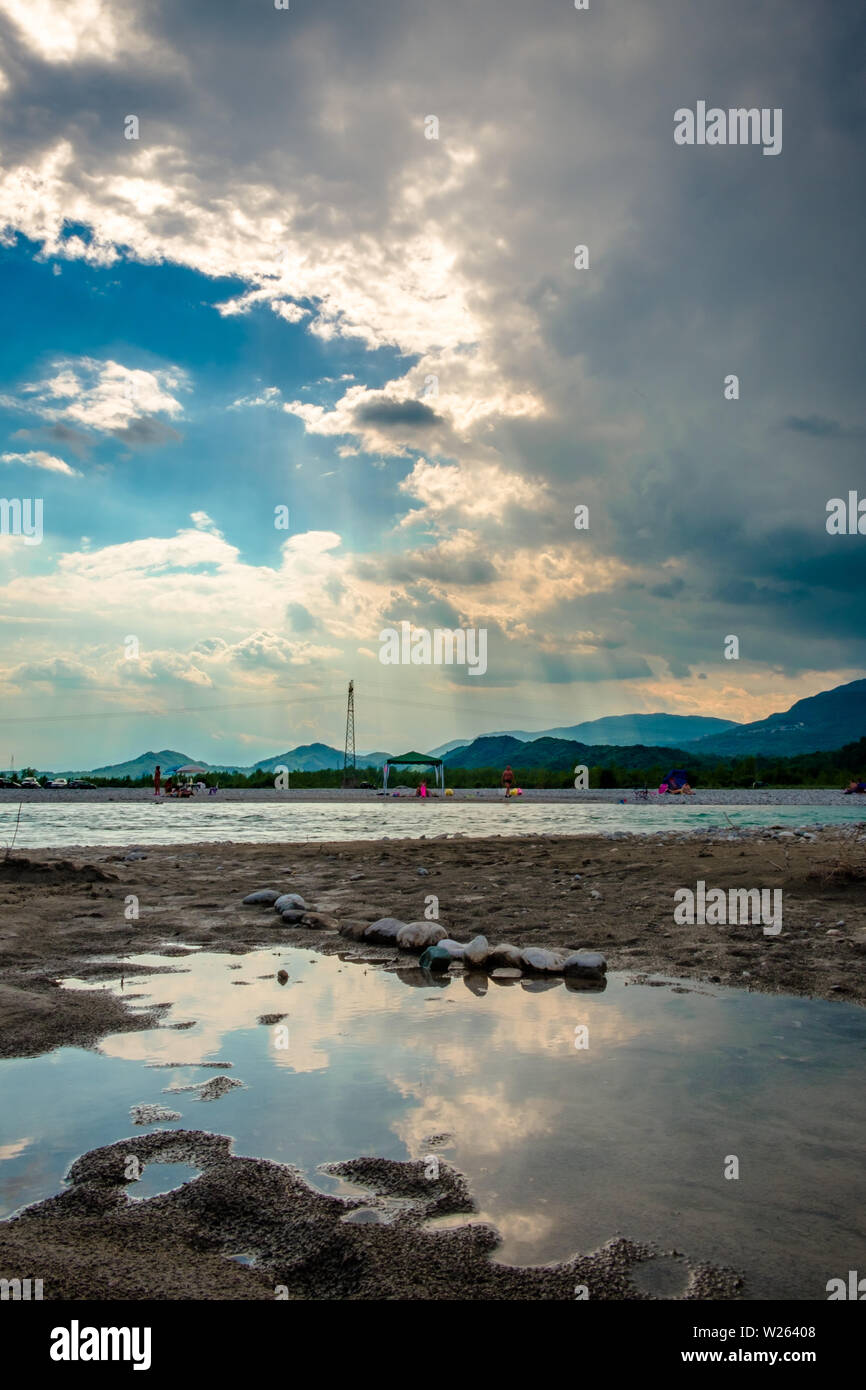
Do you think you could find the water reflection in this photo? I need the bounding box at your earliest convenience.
[1,945,864,1300]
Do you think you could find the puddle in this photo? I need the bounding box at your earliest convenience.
[128,1162,201,1201]
[1,945,864,1299]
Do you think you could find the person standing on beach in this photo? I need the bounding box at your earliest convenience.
[501,765,515,797]
[154,765,161,797]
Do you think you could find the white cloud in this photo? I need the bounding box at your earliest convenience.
[0,449,80,476]
[399,458,547,524]
[0,0,125,63]
[229,387,282,410]
[2,357,188,434]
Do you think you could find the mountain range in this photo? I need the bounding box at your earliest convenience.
[43,677,866,777]
[429,712,736,755]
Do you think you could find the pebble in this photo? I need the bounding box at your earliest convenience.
[242,890,282,905]
[490,967,522,979]
[363,917,406,944]
[418,945,454,972]
[339,919,374,940]
[274,893,307,913]
[520,947,566,974]
[562,950,608,980]
[463,935,490,968]
[435,939,468,960]
[396,921,447,950]
[486,943,524,970]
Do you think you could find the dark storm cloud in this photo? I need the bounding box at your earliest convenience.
[0,0,863,710]
[783,415,866,440]
[355,400,442,430]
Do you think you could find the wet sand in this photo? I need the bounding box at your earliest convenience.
[1,828,863,1299]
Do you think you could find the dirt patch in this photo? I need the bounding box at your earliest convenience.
[0,977,160,1059]
[0,1129,741,1300]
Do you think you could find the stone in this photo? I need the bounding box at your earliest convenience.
[364,917,407,944]
[339,920,373,941]
[274,893,307,913]
[301,911,340,930]
[562,949,608,980]
[417,867,430,876]
[463,935,490,968]
[276,969,289,984]
[243,889,282,905]
[490,967,522,979]
[280,911,305,925]
[520,947,566,974]
[486,943,524,970]
[418,945,453,973]
[396,921,447,950]
[435,938,468,960]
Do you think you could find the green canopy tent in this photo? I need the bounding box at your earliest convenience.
[382,751,445,793]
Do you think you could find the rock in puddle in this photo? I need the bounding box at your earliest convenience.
[562,950,608,980]
[521,947,566,974]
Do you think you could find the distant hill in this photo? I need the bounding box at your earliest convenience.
[689,679,866,757]
[251,743,390,773]
[252,743,347,773]
[487,714,739,746]
[74,749,200,779]
[61,744,390,779]
[442,734,696,772]
[428,738,473,757]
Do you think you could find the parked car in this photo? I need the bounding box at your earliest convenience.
[46,778,68,788]
[68,780,97,790]
[20,776,42,788]
[0,777,21,788]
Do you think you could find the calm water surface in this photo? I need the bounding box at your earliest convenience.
[1,946,863,1300]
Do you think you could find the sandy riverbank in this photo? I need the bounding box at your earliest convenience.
[1,826,864,1060]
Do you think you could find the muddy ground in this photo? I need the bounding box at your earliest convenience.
[1,828,864,1060]
[0,828,863,1299]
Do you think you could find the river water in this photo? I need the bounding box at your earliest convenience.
[0,798,863,848]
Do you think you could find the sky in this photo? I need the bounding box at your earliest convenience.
[0,0,863,769]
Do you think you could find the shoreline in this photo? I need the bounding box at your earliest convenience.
[0,785,859,805]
